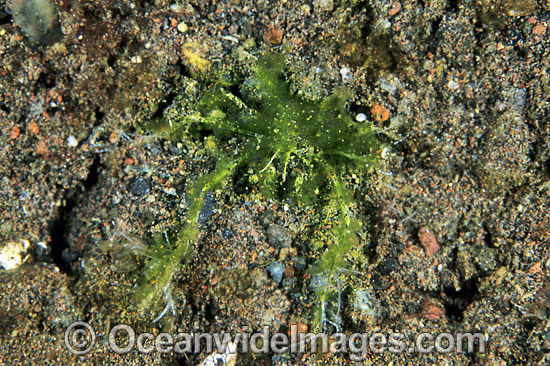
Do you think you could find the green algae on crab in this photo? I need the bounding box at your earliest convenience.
[141,52,383,328]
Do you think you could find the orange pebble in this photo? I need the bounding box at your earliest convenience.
[27,121,40,135]
[36,140,49,155]
[422,300,446,320]
[109,131,119,144]
[9,126,20,139]
[371,103,391,123]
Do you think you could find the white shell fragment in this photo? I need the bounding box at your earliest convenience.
[199,342,237,366]
[0,239,30,270]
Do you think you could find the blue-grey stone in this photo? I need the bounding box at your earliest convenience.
[266,262,285,284]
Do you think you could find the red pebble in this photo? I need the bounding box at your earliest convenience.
[418,226,439,256]
[422,300,446,320]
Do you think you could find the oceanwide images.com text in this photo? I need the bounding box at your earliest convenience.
[65,322,486,360]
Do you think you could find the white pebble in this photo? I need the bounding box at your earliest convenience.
[379,19,392,29]
[67,135,78,147]
[340,67,351,83]
[447,79,460,90]
[0,239,29,270]
[356,112,367,122]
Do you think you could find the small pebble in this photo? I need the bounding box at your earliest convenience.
[371,102,391,122]
[9,126,20,139]
[379,19,392,29]
[447,79,460,90]
[356,112,367,122]
[340,67,351,83]
[67,135,78,147]
[421,300,446,321]
[418,226,439,256]
[0,239,29,270]
[27,121,40,135]
[130,177,151,196]
[266,262,285,283]
[267,223,292,248]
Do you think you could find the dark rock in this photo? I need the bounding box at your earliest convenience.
[129,176,150,196]
[221,227,234,239]
[267,223,292,248]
